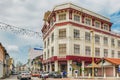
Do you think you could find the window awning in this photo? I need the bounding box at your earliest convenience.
[105,58,120,65]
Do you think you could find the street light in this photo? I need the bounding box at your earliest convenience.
[91,30,94,78]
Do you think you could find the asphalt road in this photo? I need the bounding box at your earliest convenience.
[2,75,120,80]
[1,75,41,80]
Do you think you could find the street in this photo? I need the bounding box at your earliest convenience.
[1,75,120,80]
[1,75,40,80]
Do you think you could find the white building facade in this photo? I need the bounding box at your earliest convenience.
[42,3,120,77]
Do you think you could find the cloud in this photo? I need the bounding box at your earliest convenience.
[7,45,19,53]
[0,0,120,64]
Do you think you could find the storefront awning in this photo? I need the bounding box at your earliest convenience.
[105,58,120,65]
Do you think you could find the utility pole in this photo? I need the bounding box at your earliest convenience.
[91,30,94,78]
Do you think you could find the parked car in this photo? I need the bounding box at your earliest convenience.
[12,71,18,75]
[49,72,62,78]
[41,72,49,78]
[17,71,31,80]
[31,71,40,77]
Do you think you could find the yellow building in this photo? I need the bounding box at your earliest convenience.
[0,43,5,78]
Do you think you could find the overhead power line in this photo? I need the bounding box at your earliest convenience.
[0,22,42,38]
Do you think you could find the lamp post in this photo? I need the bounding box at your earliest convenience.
[91,30,94,78]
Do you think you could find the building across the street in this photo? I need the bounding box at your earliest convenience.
[0,43,5,78]
[41,3,120,77]
[28,48,43,72]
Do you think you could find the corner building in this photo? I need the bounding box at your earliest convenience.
[41,3,120,77]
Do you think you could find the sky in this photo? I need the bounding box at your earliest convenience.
[0,0,120,65]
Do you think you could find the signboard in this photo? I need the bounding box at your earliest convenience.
[118,65,120,72]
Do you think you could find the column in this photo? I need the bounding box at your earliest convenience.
[104,67,106,78]
[49,63,52,72]
[81,61,85,77]
[46,63,48,72]
[113,66,116,77]
[55,61,58,72]
[43,64,45,71]
[67,60,72,77]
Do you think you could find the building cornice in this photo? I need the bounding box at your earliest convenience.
[43,21,119,40]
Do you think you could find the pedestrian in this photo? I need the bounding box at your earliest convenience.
[61,71,63,78]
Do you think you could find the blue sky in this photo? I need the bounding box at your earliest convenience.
[0,0,120,65]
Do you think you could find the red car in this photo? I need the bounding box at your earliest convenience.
[32,71,40,77]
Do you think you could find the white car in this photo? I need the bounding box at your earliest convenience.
[41,72,49,78]
[17,71,31,80]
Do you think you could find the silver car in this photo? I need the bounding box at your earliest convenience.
[17,71,31,80]
[41,72,49,78]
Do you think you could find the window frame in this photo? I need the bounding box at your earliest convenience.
[74,44,80,54]
[58,13,66,21]
[59,44,66,54]
[74,14,80,22]
[85,32,91,42]
[74,29,80,39]
[85,46,91,56]
[95,34,100,44]
[95,21,100,28]
[85,18,91,25]
[95,48,100,57]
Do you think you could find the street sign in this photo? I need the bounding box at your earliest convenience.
[118,65,120,72]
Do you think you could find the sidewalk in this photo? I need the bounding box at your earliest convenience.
[47,77,120,80]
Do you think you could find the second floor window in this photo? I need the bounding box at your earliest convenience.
[59,14,66,21]
[59,44,66,54]
[51,47,54,56]
[95,34,100,44]
[85,32,91,42]
[44,52,46,60]
[104,49,108,57]
[74,44,80,54]
[118,40,120,47]
[74,29,80,38]
[59,29,66,38]
[85,46,91,56]
[47,38,49,46]
[85,18,91,25]
[74,15,80,22]
[118,51,120,58]
[95,48,100,57]
[44,41,46,48]
[48,49,50,58]
[51,33,54,42]
[104,37,108,45]
[112,50,114,58]
[111,38,115,47]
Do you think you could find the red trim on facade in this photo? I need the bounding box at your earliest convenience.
[42,8,112,34]
[43,21,120,40]
[42,55,101,64]
[54,8,112,25]
[69,8,72,20]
